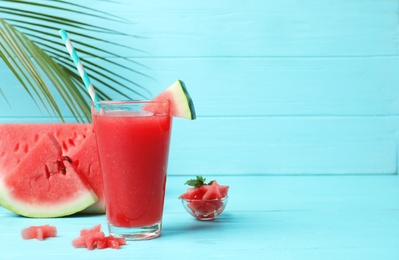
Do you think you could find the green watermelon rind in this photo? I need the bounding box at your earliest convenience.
[0,180,98,218]
[177,80,196,120]
[81,200,106,214]
[154,80,196,120]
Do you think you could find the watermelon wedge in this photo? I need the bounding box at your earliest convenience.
[0,124,105,214]
[0,134,98,218]
[147,80,196,120]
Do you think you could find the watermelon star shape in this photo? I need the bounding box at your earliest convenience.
[202,181,225,200]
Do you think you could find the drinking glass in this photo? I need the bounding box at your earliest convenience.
[91,100,172,240]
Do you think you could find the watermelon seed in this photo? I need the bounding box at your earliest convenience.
[63,156,73,163]
[56,160,67,174]
[60,156,73,174]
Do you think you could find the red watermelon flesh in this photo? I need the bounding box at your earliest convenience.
[202,181,228,200]
[75,230,105,250]
[72,224,126,250]
[178,186,207,200]
[0,133,98,217]
[0,124,91,178]
[187,200,224,217]
[96,235,126,249]
[178,181,229,200]
[0,124,105,214]
[21,225,57,240]
[69,132,105,214]
[80,224,102,236]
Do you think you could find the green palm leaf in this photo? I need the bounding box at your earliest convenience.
[0,0,149,122]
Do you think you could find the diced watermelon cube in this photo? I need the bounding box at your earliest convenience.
[72,236,86,248]
[36,228,44,240]
[187,200,223,215]
[84,231,105,250]
[108,235,126,246]
[202,181,229,200]
[107,238,120,249]
[178,180,229,201]
[218,185,229,198]
[178,186,207,200]
[96,237,108,249]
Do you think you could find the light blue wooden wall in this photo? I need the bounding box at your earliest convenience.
[0,0,398,175]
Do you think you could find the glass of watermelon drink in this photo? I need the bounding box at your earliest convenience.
[91,100,172,240]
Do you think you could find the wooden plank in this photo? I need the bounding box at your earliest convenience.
[134,57,399,117]
[2,0,396,57]
[1,57,398,118]
[52,0,399,57]
[167,116,397,175]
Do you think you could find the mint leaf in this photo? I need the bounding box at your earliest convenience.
[184,176,206,187]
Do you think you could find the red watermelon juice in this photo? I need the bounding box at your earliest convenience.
[91,100,171,240]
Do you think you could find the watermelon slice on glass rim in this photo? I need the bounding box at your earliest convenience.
[144,80,196,120]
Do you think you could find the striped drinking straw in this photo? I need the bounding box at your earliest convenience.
[58,29,101,110]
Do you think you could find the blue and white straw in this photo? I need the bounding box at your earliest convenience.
[58,29,100,108]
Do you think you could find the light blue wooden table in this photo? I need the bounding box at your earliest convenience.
[2,174,399,259]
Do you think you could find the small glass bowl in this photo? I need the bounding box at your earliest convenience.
[180,196,228,221]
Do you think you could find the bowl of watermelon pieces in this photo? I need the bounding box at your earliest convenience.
[178,176,229,221]
[181,196,228,221]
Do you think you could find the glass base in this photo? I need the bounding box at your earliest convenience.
[108,222,161,241]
